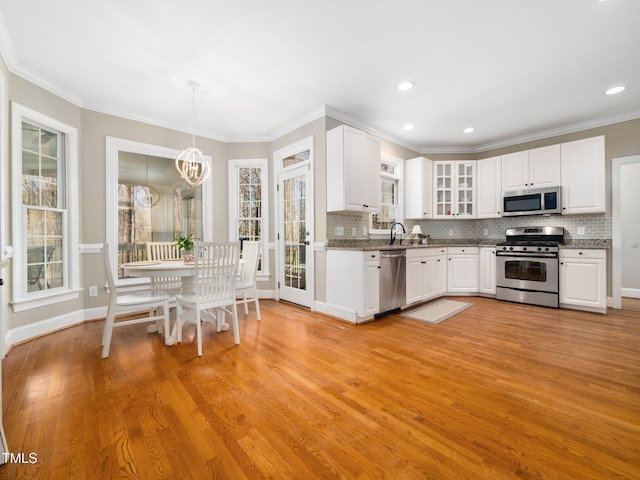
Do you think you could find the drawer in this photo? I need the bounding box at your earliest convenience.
[406,248,436,259]
[559,249,606,260]
[447,247,479,255]
[364,251,380,261]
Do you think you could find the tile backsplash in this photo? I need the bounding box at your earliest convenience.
[326,213,611,241]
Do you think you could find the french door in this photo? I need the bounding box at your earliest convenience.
[277,165,312,307]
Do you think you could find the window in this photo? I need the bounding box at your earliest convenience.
[370,154,403,234]
[228,159,269,277]
[11,103,79,310]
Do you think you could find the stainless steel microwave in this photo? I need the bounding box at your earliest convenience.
[502,186,561,216]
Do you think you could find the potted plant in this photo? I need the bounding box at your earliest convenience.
[172,233,196,263]
[418,233,430,245]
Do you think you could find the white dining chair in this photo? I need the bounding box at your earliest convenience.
[101,243,170,358]
[145,241,182,299]
[235,241,261,320]
[175,242,240,356]
[146,241,180,261]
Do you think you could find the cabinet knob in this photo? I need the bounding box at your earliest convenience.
[421,261,427,264]
[579,252,583,255]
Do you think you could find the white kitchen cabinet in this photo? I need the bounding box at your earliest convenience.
[405,248,439,305]
[479,247,497,295]
[436,248,447,295]
[560,136,605,214]
[559,249,607,313]
[476,156,502,218]
[326,250,380,323]
[502,144,561,191]
[405,156,433,219]
[447,247,479,293]
[433,161,476,218]
[326,125,381,214]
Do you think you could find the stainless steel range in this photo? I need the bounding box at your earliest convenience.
[496,226,564,308]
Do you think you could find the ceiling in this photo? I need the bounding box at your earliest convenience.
[0,0,638,153]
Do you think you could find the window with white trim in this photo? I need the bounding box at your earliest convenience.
[370,154,403,234]
[228,159,269,277]
[11,103,79,310]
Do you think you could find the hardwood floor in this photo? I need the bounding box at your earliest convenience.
[2,297,640,479]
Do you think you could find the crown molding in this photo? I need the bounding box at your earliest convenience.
[475,110,640,152]
[324,105,423,154]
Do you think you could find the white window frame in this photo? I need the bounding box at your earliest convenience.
[228,158,270,279]
[369,153,403,235]
[106,136,213,288]
[10,103,80,311]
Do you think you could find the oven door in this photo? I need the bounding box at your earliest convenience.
[496,253,558,293]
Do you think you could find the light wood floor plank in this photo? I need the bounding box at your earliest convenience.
[2,297,640,479]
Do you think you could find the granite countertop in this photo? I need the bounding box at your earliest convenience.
[325,238,611,251]
[560,239,610,249]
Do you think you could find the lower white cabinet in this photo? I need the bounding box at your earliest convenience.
[559,249,607,313]
[436,248,447,295]
[479,247,497,295]
[447,247,480,293]
[326,250,380,323]
[405,248,438,305]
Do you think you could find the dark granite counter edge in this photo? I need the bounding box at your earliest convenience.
[325,239,610,251]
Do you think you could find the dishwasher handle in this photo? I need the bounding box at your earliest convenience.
[380,250,406,258]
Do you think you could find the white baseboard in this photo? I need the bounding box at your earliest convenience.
[4,292,281,350]
[6,309,87,348]
[621,288,640,299]
[314,301,356,323]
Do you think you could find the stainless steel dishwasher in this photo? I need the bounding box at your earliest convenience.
[378,249,406,315]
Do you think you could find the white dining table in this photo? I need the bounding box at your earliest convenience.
[122,259,241,344]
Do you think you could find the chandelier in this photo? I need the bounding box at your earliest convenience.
[175,81,210,187]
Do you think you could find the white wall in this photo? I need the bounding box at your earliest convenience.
[621,161,640,296]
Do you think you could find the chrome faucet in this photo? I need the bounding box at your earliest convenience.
[389,222,406,245]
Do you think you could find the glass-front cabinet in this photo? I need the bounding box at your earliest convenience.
[433,160,476,218]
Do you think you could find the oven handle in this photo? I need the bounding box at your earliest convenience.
[496,251,558,258]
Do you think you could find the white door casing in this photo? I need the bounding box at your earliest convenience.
[612,154,640,307]
[273,136,314,308]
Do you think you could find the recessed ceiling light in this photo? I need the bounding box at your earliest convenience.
[463,127,475,133]
[397,81,414,91]
[403,123,414,130]
[605,86,626,95]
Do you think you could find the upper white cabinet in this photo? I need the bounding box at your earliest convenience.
[433,161,476,219]
[405,156,433,219]
[326,125,381,213]
[560,136,605,214]
[476,156,502,218]
[502,144,561,191]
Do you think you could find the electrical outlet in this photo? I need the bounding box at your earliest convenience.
[449,229,453,236]
[335,226,344,236]
[483,229,489,236]
[351,227,357,236]
[577,226,585,235]
[88,285,98,297]
[362,227,368,236]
